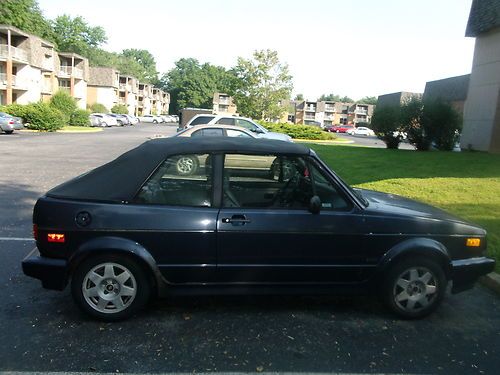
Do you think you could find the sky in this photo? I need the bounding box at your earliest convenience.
[37,0,475,101]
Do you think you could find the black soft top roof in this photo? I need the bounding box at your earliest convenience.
[47,137,310,202]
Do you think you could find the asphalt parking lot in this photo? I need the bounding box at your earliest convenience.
[0,124,499,375]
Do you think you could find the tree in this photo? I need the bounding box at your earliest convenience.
[51,15,106,56]
[422,99,462,151]
[88,103,108,113]
[0,0,54,41]
[400,97,429,151]
[318,93,341,102]
[111,104,128,114]
[371,106,403,149]
[233,49,293,120]
[358,96,378,105]
[294,94,304,101]
[49,90,77,123]
[160,58,236,114]
[122,49,159,84]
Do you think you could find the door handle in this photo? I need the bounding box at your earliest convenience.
[222,215,251,225]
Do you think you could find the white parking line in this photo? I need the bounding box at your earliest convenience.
[0,237,34,241]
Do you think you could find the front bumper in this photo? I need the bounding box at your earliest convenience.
[22,248,68,290]
[451,257,496,293]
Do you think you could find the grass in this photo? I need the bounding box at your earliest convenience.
[58,126,102,133]
[307,144,500,272]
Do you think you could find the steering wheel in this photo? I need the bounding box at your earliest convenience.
[271,175,299,207]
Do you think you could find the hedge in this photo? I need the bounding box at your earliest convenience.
[70,109,91,127]
[259,121,336,140]
[111,104,129,114]
[5,102,65,131]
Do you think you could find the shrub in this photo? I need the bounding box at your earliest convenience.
[69,109,91,126]
[422,99,462,151]
[1,103,29,119]
[371,106,403,149]
[88,103,108,113]
[400,97,430,151]
[111,104,129,114]
[21,103,65,131]
[259,121,336,140]
[50,91,77,123]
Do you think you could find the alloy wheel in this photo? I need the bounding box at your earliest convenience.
[392,266,438,313]
[176,157,195,175]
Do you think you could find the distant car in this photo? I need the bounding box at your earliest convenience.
[332,125,355,133]
[161,115,175,123]
[22,137,495,321]
[140,115,163,124]
[349,127,375,136]
[304,120,322,127]
[171,115,179,123]
[0,112,24,134]
[176,124,257,139]
[123,115,139,125]
[109,114,130,126]
[183,114,292,142]
[90,114,118,127]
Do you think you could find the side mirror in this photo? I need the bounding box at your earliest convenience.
[309,195,321,214]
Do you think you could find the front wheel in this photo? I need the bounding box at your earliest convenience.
[71,255,152,321]
[153,120,158,124]
[381,257,446,319]
[4,130,14,134]
[175,155,198,175]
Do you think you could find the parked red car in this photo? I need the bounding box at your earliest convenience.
[331,125,355,133]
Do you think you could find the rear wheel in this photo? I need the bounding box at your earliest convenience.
[153,120,158,124]
[175,155,198,175]
[381,257,446,319]
[4,130,13,134]
[71,255,152,321]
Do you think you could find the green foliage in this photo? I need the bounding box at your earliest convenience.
[49,90,77,122]
[0,0,54,41]
[160,58,236,114]
[51,15,106,56]
[122,49,159,84]
[69,109,90,126]
[318,94,353,103]
[233,49,293,120]
[259,122,336,140]
[400,97,429,151]
[7,102,65,131]
[294,94,304,101]
[357,96,378,105]
[422,99,462,151]
[111,104,129,114]
[88,103,108,113]
[371,106,403,149]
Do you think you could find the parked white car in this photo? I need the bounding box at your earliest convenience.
[161,115,175,123]
[348,126,375,136]
[139,115,163,124]
[90,113,118,127]
[123,114,139,125]
[182,114,292,142]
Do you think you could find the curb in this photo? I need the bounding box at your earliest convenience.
[480,272,500,295]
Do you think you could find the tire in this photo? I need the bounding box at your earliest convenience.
[175,155,198,175]
[153,120,158,124]
[71,255,152,321]
[102,122,108,127]
[4,130,13,134]
[381,256,446,319]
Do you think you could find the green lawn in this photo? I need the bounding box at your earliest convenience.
[307,144,500,272]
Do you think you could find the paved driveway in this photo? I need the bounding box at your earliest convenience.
[0,124,498,375]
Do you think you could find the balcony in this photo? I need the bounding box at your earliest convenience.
[119,83,132,91]
[355,109,368,115]
[58,66,84,79]
[325,106,335,112]
[0,45,29,62]
[218,97,230,105]
[304,115,316,121]
[58,86,70,93]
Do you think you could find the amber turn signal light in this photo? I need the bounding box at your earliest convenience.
[466,238,481,247]
[47,233,65,243]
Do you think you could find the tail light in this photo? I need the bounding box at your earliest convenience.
[33,224,38,240]
[8,120,14,125]
[47,233,65,243]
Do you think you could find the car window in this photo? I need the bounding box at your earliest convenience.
[226,129,252,138]
[216,117,235,125]
[135,154,212,207]
[222,154,351,210]
[235,119,257,131]
[191,128,224,137]
[190,115,215,126]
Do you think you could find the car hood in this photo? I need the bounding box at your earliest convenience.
[358,188,475,226]
[257,132,293,142]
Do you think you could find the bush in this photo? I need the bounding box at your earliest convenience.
[422,99,462,151]
[259,121,336,140]
[111,104,128,114]
[50,91,77,123]
[20,103,65,131]
[371,106,403,149]
[400,97,430,151]
[88,103,108,113]
[69,109,91,126]
[1,103,29,119]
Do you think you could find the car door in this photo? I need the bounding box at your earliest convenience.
[216,153,370,284]
[131,152,218,283]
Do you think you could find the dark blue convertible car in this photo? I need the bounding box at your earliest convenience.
[22,137,495,320]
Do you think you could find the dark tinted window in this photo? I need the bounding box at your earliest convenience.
[135,154,212,207]
[192,128,224,137]
[190,116,215,126]
[216,117,235,125]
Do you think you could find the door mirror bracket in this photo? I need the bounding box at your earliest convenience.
[309,195,321,214]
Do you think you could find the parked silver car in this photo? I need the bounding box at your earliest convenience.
[90,113,118,127]
[0,112,24,134]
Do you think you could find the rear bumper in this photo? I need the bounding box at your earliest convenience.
[451,257,496,293]
[22,248,68,290]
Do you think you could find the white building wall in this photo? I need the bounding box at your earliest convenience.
[73,80,87,109]
[15,65,41,104]
[461,29,500,151]
[95,87,117,112]
[126,92,136,115]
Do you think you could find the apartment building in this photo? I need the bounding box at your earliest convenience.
[423,74,470,115]
[213,93,237,115]
[349,103,374,125]
[294,100,374,127]
[87,66,119,112]
[376,91,422,109]
[0,24,89,109]
[118,75,139,115]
